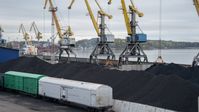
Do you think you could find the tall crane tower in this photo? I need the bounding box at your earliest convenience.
[44,0,76,62]
[84,0,115,63]
[192,0,199,67]
[119,0,148,65]
[30,22,43,41]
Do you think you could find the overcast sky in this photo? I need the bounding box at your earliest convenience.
[0,0,199,42]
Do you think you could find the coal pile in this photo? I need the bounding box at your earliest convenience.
[0,57,199,112]
[146,63,199,85]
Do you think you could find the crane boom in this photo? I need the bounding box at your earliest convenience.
[121,0,144,36]
[121,0,132,35]
[84,0,100,36]
[193,0,199,16]
[44,0,62,38]
[30,22,43,41]
[44,0,75,39]
[84,0,113,36]
[19,24,30,41]
[68,0,75,9]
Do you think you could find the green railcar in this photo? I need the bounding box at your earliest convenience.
[4,71,45,95]
[0,73,4,88]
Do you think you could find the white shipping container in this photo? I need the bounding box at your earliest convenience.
[39,77,113,108]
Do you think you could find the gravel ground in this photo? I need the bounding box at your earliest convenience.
[0,90,86,112]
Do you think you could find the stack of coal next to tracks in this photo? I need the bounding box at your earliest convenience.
[0,57,199,112]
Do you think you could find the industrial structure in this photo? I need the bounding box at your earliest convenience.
[84,0,115,63]
[30,22,43,41]
[19,24,37,55]
[118,0,148,65]
[44,0,76,62]
[0,26,6,47]
[192,0,199,67]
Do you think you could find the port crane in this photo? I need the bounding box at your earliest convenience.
[30,22,43,41]
[84,0,115,63]
[44,0,76,62]
[19,24,38,55]
[192,0,199,67]
[19,24,32,46]
[119,0,148,65]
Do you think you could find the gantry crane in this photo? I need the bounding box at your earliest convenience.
[84,0,115,63]
[44,0,76,62]
[118,0,148,65]
[192,0,199,67]
[30,22,43,41]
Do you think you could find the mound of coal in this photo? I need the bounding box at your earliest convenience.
[0,57,50,74]
[0,57,199,112]
[146,63,199,85]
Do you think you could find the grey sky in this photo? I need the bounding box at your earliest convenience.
[0,0,199,42]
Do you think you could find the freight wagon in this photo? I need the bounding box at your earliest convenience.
[0,71,114,112]
[4,71,44,95]
[0,73,4,88]
[39,77,113,111]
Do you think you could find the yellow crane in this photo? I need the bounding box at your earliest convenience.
[119,0,148,65]
[192,0,199,67]
[84,0,115,63]
[19,24,31,45]
[30,22,43,41]
[194,0,199,16]
[44,0,76,62]
[19,24,38,55]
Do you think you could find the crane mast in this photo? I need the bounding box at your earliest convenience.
[30,22,43,41]
[192,0,199,67]
[44,0,76,62]
[119,0,148,65]
[84,0,115,63]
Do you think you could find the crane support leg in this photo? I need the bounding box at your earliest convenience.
[119,43,148,65]
[90,43,115,63]
[192,52,199,67]
[59,47,77,63]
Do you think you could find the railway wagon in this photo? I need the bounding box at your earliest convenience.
[0,73,4,88]
[39,77,113,110]
[4,71,44,95]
